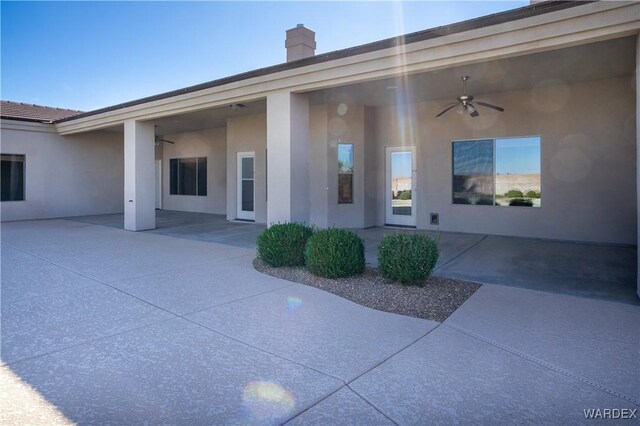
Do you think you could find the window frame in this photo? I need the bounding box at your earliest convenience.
[337,143,354,204]
[451,136,541,208]
[1,153,26,202]
[169,156,208,197]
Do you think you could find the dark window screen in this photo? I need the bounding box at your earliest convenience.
[1,154,25,202]
[169,159,178,195]
[197,157,207,196]
[169,157,207,196]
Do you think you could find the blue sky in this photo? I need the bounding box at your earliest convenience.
[1,1,527,111]
[496,137,540,174]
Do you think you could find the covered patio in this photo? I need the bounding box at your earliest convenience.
[67,210,637,304]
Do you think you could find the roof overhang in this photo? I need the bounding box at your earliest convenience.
[54,1,640,136]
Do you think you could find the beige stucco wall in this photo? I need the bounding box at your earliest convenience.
[309,105,329,228]
[363,107,379,228]
[308,103,378,229]
[161,128,227,215]
[327,103,366,228]
[226,113,267,223]
[372,76,636,245]
[0,121,124,221]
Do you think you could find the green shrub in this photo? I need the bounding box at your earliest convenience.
[256,222,314,267]
[526,190,541,198]
[476,196,494,205]
[304,228,365,278]
[505,189,524,198]
[398,190,412,200]
[377,234,439,286]
[509,198,533,207]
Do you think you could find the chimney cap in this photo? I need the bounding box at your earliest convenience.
[296,23,304,28]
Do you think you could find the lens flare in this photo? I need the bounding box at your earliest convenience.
[242,381,296,420]
[531,79,570,113]
[287,296,302,312]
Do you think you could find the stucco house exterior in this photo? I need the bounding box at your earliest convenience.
[1,1,639,294]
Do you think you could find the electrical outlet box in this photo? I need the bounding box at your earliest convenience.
[430,213,439,225]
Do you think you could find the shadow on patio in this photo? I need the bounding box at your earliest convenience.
[355,227,638,306]
[68,210,265,249]
[67,211,637,305]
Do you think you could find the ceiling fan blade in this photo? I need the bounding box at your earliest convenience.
[476,101,504,112]
[155,137,176,144]
[468,104,479,117]
[435,103,459,117]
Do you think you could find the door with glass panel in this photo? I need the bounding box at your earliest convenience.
[385,146,416,226]
[237,152,255,221]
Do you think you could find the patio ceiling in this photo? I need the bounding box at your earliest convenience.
[153,99,266,135]
[308,36,636,107]
[113,35,635,137]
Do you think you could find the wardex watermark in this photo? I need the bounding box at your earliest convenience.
[583,408,637,420]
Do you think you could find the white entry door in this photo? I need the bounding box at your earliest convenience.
[385,146,416,226]
[237,152,255,221]
[155,160,162,210]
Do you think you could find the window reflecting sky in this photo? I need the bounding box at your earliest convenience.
[338,144,353,173]
[496,137,540,174]
[391,151,412,178]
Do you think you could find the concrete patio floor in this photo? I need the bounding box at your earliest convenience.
[1,218,638,424]
[71,211,638,304]
[69,210,266,249]
[356,227,638,305]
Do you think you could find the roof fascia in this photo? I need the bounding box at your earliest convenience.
[55,1,640,135]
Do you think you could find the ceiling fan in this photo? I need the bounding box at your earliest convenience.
[435,76,504,118]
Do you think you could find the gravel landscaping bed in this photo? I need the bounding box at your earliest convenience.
[254,259,481,322]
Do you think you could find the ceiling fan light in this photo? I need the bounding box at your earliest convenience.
[467,104,477,115]
[456,104,466,115]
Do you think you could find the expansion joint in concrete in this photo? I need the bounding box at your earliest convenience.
[444,323,640,407]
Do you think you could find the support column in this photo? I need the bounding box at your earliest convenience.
[266,91,310,225]
[124,119,156,231]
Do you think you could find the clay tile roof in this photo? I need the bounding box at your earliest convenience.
[0,100,83,123]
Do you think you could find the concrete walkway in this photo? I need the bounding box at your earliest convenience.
[2,219,638,424]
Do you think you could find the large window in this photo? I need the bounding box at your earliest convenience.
[453,137,541,207]
[338,143,353,204]
[170,157,207,196]
[1,154,25,201]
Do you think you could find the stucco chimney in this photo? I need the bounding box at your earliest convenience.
[285,24,316,62]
